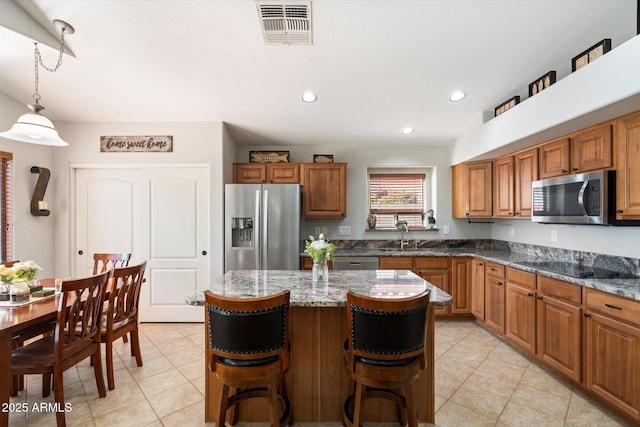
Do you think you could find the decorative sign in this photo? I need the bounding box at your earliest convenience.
[494,96,520,117]
[529,71,556,97]
[572,39,611,72]
[249,151,290,163]
[100,135,173,152]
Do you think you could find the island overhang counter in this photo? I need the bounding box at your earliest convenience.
[192,269,452,422]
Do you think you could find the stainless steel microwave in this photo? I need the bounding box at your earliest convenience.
[531,170,611,225]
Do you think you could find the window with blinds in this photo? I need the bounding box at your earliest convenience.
[0,152,13,262]
[369,173,425,229]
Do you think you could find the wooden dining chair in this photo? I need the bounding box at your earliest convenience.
[10,270,111,427]
[205,290,292,427]
[92,253,131,274]
[100,261,146,390]
[343,289,431,427]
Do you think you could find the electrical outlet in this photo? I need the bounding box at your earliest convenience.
[551,230,557,242]
[339,226,351,235]
[443,225,450,235]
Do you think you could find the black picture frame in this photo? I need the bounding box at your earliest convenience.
[494,96,520,117]
[528,71,557,97]
[571,39,611,72]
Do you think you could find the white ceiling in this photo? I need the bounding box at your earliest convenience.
[0,0,637,147]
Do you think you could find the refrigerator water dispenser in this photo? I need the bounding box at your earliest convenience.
[231,217,253,248]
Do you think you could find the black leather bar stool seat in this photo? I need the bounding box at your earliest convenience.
[343,289,431,427]
[205,290,291,427]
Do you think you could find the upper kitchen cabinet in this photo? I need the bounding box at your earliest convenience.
[493,155,514,218]
[233,163,299,184]
[538,123,613,179]
[514,147,538,217]
[301,163,347,218]
[615,111,640,220]
[452,161,493,218]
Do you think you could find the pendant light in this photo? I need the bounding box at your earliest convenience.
[0,20,74,147]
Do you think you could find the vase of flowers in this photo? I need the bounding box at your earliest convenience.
[304,234,335,283]
[0,261,42,303]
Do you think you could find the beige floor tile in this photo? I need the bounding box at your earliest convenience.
[163,341,203,366]
[92,398,158,427]
[135,367,189,398]
[146,381,203,419]
[509,383,571,420]
[485,341,531,369]
[435,399,497,426]
[519,362,573,398]
[450,372,516,419]
[565,391,632,427]
[177,358,206,381]
[86,382,146,419]
[498,398,566,426]
[191,375,206,397]
[127,355,175,381]
[159,399,215,426]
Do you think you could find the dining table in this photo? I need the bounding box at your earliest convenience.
[0,278,59,427]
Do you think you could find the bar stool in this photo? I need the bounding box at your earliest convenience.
[343,289,431,427]
[205,290,291,427]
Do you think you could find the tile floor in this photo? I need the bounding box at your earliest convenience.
[7,320,634,426]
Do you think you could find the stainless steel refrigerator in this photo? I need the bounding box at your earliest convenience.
[224,183,301,271]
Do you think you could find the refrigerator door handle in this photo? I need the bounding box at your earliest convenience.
[263,189,269,269]
[254,190,261,269]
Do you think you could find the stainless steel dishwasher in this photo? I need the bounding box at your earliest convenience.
[332,256,379,270]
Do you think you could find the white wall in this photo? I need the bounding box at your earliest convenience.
[52,121,225,280]
[237,144,491,242]
[0,92,56,274]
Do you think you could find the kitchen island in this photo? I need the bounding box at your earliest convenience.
[190,269,452,423]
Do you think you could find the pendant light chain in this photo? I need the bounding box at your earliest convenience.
[32,27,68,104]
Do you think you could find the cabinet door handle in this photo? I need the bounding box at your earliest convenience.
[527,292,534,297]
[490,268,497,272]
[498,281,503,286]
[604,303,622,311]
[616,209,624,214]
[562,169,568,173]
[572,167,579,171]
[584,313,591,318]
[537,296,543,300]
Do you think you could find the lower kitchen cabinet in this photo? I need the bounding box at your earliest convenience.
[450,257,472,315]
[536,275,582,383]
[505,267,536,354]
[484,262,506,334]
[585,288,640,421]
[414,257,450,316]
[471,259,485,320]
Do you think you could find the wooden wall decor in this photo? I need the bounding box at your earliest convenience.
[249,151,290,163]
[571,39,611,72]
[528,71,556,97]
[494,96,520,117]
[30,166,50,216]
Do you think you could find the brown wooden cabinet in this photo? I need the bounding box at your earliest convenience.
[452,161,493,218]
[301,163,347,218]
[584,288,640,421]
[570,124,612,173]
[233,163,299,184]
[450,257,472,315]
[471,259,485,320]
[378,257,413,270]
[536,275,582,383]
[493,156,514,217]
[505,267,536,354]
[300,257,332,270]
[514,147,538,217]
[538,137,570,179]
[615,111,640,220]
[484,262,506,334]
[414,257,450,316]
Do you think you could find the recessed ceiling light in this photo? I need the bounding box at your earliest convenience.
[302,92,317,103]
[401,127,414,135]
[449,91,466,102]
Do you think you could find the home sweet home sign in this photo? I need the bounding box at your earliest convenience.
[100,135,173,152]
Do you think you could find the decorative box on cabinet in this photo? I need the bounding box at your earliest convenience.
[536,276,582,383]
[615,111,640,220]
[452,161,493,218]
[484,262,506,334]
[505,267,536,354]
[301,163,347,218]
[584,288,640,421]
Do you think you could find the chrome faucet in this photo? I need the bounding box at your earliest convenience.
[399,222,409,250]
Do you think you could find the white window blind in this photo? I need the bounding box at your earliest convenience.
[369,173,425,229]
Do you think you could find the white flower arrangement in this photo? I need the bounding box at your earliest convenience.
[0,261,41,283]
[304,233,336,263]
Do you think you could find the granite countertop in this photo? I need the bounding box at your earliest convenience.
[186,269,452,308]
[325,248,640,302]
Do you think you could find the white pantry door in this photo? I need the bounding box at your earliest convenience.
[74,166,210,322]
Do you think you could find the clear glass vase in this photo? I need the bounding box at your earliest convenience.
[312,259,329,283]
[10,279,30,303]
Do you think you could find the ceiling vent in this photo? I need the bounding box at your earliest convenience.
[256,1,312,45]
